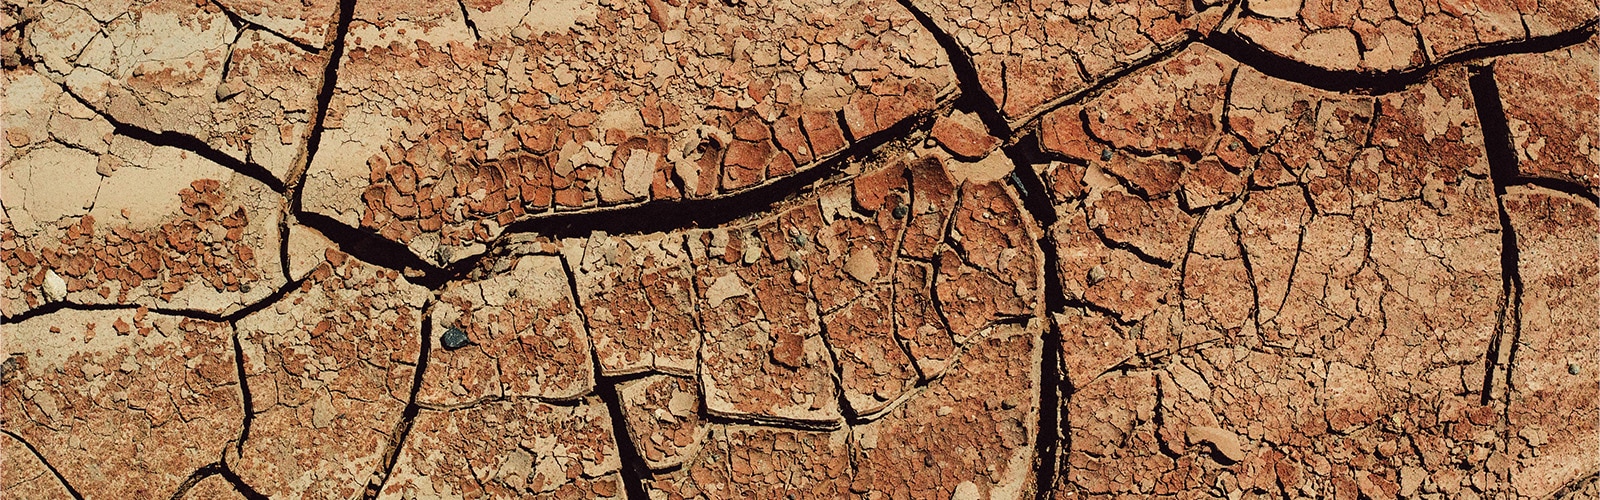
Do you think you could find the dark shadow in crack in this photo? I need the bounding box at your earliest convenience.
[216,466,269,500]
[292,211,454,287]
[1506,177,1600,206]
[1001,133,1066,500]
[592,368,654,500]
[496,110,932,241]
[286,0,359,196]
[1,301,220,325]
[167,463,266,500]
[58,91,287,193]
[1467,64,1525,408]
[894,0,1010,137]
[559,250,652,499]
[363,300,433,500]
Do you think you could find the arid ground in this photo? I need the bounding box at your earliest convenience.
[1,0,1597,498]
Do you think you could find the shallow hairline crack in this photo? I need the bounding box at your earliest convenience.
[1,301,234,325]
[206,0,323,53]
[1006,34,1204,132]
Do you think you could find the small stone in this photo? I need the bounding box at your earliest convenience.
[789,229,809,249]
[441,327,470,350]
[1008,171,1029,198]
[1569,363,1581,375]
[1086,265,1107,285]
[42,270,67,302]
[96,155,121,177]
[0,355,18,385]
[742,238,761,264]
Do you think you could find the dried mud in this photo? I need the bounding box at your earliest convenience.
[2,0,1596,498]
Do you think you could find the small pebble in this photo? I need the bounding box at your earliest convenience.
[1086,265,1107,285]
[441,327,470,350]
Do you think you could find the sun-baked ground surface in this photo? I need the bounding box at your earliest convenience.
[2,0,1597,498]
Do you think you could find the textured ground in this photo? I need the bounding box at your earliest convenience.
[0,0,1596,498]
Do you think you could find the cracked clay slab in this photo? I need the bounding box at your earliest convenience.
[380,397,625,499]
[298,0,958,266]
[2,69,286,318]
[231,249,430,498]
[1225,0,1598,72]
[18,0,329,184]
[1031,38,1596,500]
[1,309,242,498]
[421,253,595,407]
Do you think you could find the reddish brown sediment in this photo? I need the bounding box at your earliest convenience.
[3,1,1595,498]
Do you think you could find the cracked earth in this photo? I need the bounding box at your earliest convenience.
[0,0,1596,497]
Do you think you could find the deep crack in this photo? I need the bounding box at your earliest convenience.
[7,0,1599,497]
[59,90,286,193]
[895,0,1010,137]
[286,0,359,200]
[363,299,434,500]
[1467,63,1526,407]
[1204,21,1599,95]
